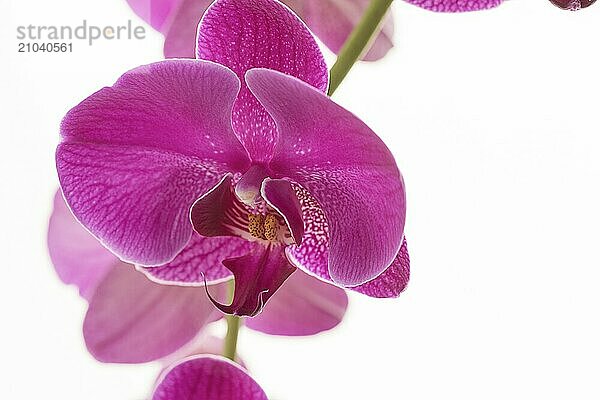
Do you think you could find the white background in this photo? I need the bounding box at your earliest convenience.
[2,0,600,399]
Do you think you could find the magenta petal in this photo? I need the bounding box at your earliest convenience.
[48,191,115,300]
[197,0,328,89]
[247,68,406,286]
[57,60,250,266]
[285,183,330,281]
[286,184,410,297]
[126,0,179,33]
[153,355,267,400]
[352,238,410,298]
[287,183,410,297]
[163,0,214,58]
[197,0,328,163]
[405,0,504,12]
[84,264,224,363]
[141,233,254,285]
[208,245,296,317]
[246,270,347,336]
[190,174,249,239]
[57,143,232,266]
[293,0,394,61]
[261,178,304,245]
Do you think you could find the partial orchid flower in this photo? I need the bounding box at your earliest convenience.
[549,0,596,10]
[153,355,267,400]
[48,191,348,363]
[55,0,410,318]
[404,0,504,12]
[126,0,394,60]
[126,0,506,62]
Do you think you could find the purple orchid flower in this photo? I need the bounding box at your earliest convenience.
[48,191,348,363]
[55,0,410,317]
[153,355,267,400]
[126,0,394,60]
[126,0,504,62]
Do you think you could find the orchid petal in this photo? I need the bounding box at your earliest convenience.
[153,355,267,400]
[56,60,250,266]
[190,174,250,239]
[246,269,348,336]
[261,178,304,245]
[197,0,328,163]
[247,68,406,286]
[163,0,214,58]
[141,232,254,286]
[405,0,504,12]
[84,263,224,363]
[48,190,115,300]
[292,0,394,61]
[286,182,410,297]
[126,0,179,33]
[352,238,410,297]
[285,183,330,280]
[208,245,296,317]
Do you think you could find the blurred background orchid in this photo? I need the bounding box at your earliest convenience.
[126,0,395,60]
[48,191,348,363]
[125,0,505,61]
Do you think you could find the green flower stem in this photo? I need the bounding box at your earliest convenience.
[223,280,240,361]
[328,0,394,96]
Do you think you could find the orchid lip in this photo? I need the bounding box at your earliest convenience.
[204,243,297,317]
